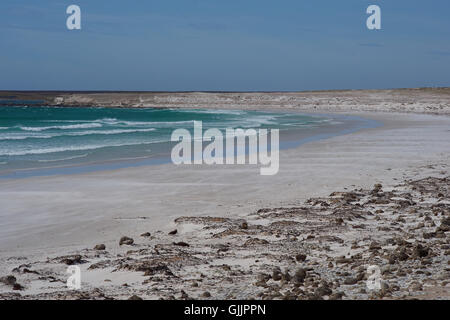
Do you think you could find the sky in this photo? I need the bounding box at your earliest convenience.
[0,0,449,91]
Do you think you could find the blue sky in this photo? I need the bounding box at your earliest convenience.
[0,0,449,91]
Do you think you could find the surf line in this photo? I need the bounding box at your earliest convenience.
[170,120,279,175]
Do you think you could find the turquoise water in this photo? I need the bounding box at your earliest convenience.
[0,106,335,174]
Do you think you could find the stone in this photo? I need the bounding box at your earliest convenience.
[272,268,282,281]
[94,244,106,250]
[343,277,358,285]
[0,275,17,286]
[413,244,429,258]
[295,254,307,262]
[292,268,307,284]
[173,241,190,247]
[61,255,83,265]
[119,236,134,246]
[281,270,291,282]
[314,285,332,297]
[369,241,382,251]
[441,217,450,226]
[12,283,24,291]
[329,292,345,300]
[168,229,178,235]
[409,282,423,291]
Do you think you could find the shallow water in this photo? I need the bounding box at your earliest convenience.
[0,105,380,178]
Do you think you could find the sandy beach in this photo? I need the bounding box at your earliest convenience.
[0,90,449,300]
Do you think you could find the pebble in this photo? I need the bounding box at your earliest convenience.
[119,236,134,246]
[94,244,106,250]
[295,254,307,262]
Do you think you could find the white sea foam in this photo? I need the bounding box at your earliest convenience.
[0,141,152,156]
[0,134,52,140]
[67,128,156,136]
[42,118,194,127]
[0,128,156,141]
[19,123,103,131]
[115,120,195,126]
[174,109,246,115]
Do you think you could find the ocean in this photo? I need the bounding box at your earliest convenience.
[0,105,343,177]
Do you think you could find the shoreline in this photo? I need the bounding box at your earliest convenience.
[0,100,449,299]
[0,111,381,180]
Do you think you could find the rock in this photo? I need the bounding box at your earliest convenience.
[397,249,409,261]
[336,257,352,264]
[356,272,365,282]
[128,295,143,300]
[202,291,211,298]
[388,255,396,264]
[94,244,106,250]
[168,229,178,235]
[423,232,436,239]
[272,268,282,281]
[244,238,269,246]
[409,282,423,291]
[343,277,358,285]
[140,232,151,237]
[61,255,83,265]
[12,283,24,291]
[257,273,270,283]
[372,184,383,194]
[240,222,248,230]
[281,270,291,282]
[397,270,407,277]
[255,280,267,287]
[437,220,450,232]
[173,241,189,247]
[314,284,332,297]
[292,268,307,285]
[119,236,134,246]
[0,275,17,286]
[295,254,307,262]
[369,241,382,251]
[329,292,345,300]
[413,244,429,258]
[441,217,450,226]
[180,290,189,299]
